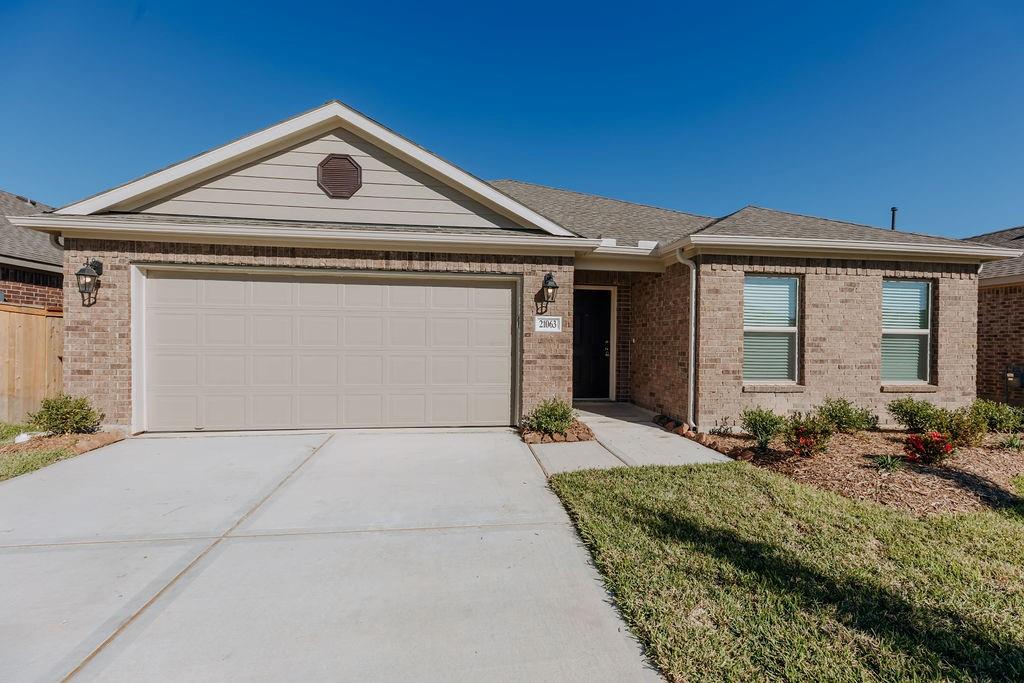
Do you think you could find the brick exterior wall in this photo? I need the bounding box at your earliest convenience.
[977,282,1024,405]
[629,263,693,420]
[62,239,573,429]
[696,255,978,429]
[573,270,631,401]
[0,271,63,308]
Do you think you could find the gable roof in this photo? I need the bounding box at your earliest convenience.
[490,179,712,246]
[967,225,1024,280]
[55,101,575,238]
[0,190,61,270]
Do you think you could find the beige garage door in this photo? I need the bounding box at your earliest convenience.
[143,271,515,431]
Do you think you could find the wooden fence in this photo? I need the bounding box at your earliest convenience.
[0,304,63,423]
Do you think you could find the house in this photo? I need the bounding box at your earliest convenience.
[7,101,1018,433]
[0,190,62,307]
[968,226,1024,404]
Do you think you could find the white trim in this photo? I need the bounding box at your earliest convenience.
[575,244,664,272]
[130,264,147,434]
[662,233,1021,263]
[0,254,63,273]
[574,284,617,400]
[54,101,575,237]
[11,215,597,256]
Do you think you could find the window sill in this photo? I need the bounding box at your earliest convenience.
[742,384,805,394]
[880,384,938,393]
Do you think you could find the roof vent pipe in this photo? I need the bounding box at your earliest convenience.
[890,206,898,231]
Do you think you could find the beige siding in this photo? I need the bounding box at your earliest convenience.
[141,128,523,229]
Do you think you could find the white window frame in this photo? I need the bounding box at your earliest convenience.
[742,275,800,383]
[881,279,932,384]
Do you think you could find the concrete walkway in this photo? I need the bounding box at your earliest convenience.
[0,430,659,682]
[532,402,730,474]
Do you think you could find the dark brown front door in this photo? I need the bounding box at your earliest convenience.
[573,289,611,399]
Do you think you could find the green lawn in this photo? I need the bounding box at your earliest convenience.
[550,463,1024,682]
[0,422,74,482]
[0,448,74,482]
[0,422,31,445]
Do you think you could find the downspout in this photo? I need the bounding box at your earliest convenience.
[675,250,697,429]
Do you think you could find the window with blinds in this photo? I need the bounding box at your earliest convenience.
[881,280,931,382]
[743,275,798,382]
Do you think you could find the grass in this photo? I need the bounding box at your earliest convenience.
[550,463,1024,682]
[0,448,74,482]
[0,422,31,445]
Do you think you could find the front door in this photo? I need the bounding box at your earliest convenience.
[573,289,611,399]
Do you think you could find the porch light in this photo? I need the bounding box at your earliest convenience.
[75,259,103,306]
[542,272,558,303]
[537,272,559,314]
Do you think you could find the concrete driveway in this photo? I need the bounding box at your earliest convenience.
[0,429,659,681]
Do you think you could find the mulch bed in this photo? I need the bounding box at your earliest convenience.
[0,431,124,458]
[521,419,595,444]
[712,430,1024,516]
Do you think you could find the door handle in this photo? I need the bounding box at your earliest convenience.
[604,340,610,358]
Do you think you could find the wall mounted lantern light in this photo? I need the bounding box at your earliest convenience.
[75,259,103,306]
[536,272,559,314]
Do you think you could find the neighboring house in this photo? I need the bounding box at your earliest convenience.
[7,101,1018,433]
[0,190,62,307]
[967,226,1024,404]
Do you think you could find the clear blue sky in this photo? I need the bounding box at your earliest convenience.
[2,0,1022,237]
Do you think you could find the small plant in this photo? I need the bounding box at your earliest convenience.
[816,397,878,433]
[971,399,1022,433]
[784,412,833,458]
[887,397,941,433]
[1001,434,1024,451]
[871,454,905,473]
[740,407,786,452]
[522,398,575,435]
[709,417,736,437]
[903,431,954,465]
[935,406,988,447]
[28,394,103,435]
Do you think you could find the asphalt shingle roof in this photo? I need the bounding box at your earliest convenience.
[490,180,713,245]
[0,190,60,267]
[490,180,980,253]
[967,226,1024,279]
[698,205,974,248]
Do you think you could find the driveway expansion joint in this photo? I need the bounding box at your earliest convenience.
[60,432,337,681]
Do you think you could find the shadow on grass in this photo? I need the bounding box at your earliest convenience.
[629,500,1024,680]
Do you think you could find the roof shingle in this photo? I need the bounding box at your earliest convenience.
[490,180,712,246]
[967,226,1024,279]
[0,190,60,267]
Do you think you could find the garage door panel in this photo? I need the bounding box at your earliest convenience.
[145,273,515,430]
[205,395,247,429]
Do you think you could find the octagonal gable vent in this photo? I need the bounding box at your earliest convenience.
[317,154,362,198]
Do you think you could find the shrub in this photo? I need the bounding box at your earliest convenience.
[971,399,1022,433]
[784,412,834,458]
[28,394,103,435]
[740,407,787,452]
[522,398,575,435]
[903,431,954,465]
[934,406,987,447]
[887,398,941,432]
[816,397,878,433]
